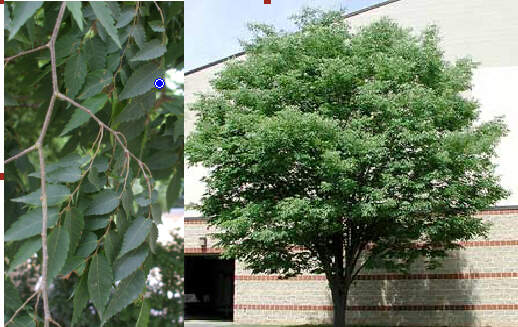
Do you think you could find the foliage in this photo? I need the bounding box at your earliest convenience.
[186,9,508,327]
[4,2,184,326]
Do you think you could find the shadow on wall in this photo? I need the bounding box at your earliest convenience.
[344,249,479,327]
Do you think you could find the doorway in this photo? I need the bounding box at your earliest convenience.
[184,255,235,320]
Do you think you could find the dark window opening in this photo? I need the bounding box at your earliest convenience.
[184,255,235,321]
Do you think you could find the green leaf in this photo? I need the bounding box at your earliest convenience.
[85,216,110,230]
[11,184,70,206]
[8,236,41,273]
[60,256,86,276]
[90,1,122,48]
[30,166,82,183]
[61,94,109,135]
[92,156,110,173]
[107,52,120,73]
[119,62,162,100]
[72,273,90,326]
[151,203,162,225]
[5,275,23,312]
[65,52,87,99]
[8,2,43,40]
[54,30,82,60]
[5,4,11,29]
[166,170,183,210]
[104,230,121,264]
[129,39,166,62]
[148,223,158,254]
[135,298,150,327]
[5,208,59,242]
[147,151,177,170]
[77,70,112,100]
[88,252,113,318]
[119,217,152,258]
[148,20,165,32]
[76,232,98,257]
[67,2,84,31]
[86,190,120,216]
[47,226,71,282]
[64,208,85,255]
[85,37,106,70]
[115,8,135,28]
[114,91,155,124]
[122,186,134,217]
[102,270,146,325]
[88,166,105,189]
[127,23,146,49]
[113,245,148,281]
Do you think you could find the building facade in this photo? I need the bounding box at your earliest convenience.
[184,0,518,325]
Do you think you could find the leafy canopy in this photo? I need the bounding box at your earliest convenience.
[186,10,508,280]
[4,2,184,326]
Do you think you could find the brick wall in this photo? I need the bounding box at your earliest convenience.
[185,209,518,326]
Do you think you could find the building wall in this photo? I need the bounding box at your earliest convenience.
[184,0,518,325]
[185,210,518,326]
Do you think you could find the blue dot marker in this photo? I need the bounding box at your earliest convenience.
[154,78,165,89]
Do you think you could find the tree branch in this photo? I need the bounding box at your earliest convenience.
[4,144,38,164]
[4,44,49,66]
[4,290,40,327]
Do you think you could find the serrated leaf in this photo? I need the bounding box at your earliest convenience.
[151,203,162,225]
[92,156,110,173]
[85,37,106,70]
[88,252,113,318]
[11,184,70,206]
[8,2,43,40]
[30,166,82,183]
[115,92,155,124]
[65,53,87,99]
[85,216,110,230]
[119,62,162,100]
[113,245,148,281]
[76,232,98,257]
[78,70,112,100]
[72,273,89,326]
[54,30,82,60]
[104,230,121,264]
[102,270,146,325]
[5,208,59,242]
[62,94,109,136]
[129,39,166,62]
[119,217,152,258]
[47,226,70,281]
[90,1,121,48]
[148,20,165,32]
[107,52,120,73]
[65,208,85,255]
[148,223,158,254]
[67,2,84,31]
[8,236,41,273]
[127,23,146,49]
[60,256,85,276]
[122,186,134,217]
[136,299,150,327]
[166,170,183,210]
[86,190,120,216]
[115,8,135,28]
[115,210,130,235]
[88,166,104,189]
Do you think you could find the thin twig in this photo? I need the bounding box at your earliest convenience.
[5,144,38,164]
[4,44,49,66]
[4,290,40,327]
[153,1,166,45]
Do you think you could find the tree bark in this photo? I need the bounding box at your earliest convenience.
[330,279,349,327]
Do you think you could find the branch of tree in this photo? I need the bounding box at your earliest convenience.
[4,44,49,66]
[4,290,40,327]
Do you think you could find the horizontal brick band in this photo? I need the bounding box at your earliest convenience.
[185,209,518,224]
[235,272,518,281]
[184,219,208,224]
[234,304,518,311]
[184,247,223,254]
[184,240,518,254]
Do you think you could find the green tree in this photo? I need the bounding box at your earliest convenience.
[4,2,183,326]
[186,10,508,327]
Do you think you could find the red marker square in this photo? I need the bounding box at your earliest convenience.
[264,0,271,4]
[0,173,4,180]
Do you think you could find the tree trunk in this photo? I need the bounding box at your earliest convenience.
[330,280,349,327]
